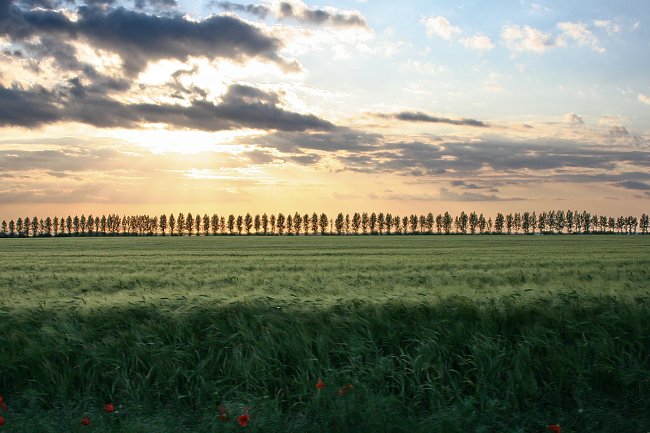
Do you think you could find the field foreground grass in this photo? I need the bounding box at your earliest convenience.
[1,236,649,432]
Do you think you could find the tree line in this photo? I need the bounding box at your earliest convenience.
[1,210,649,237]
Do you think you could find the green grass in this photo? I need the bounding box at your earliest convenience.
[1,236,649,432]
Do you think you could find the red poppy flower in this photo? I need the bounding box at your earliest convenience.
[315,378,326,390]
[81,417,90,426]
[0,415,4,426]
[547,424,561,433]
[104,403,115,413]
[238,413,251,427]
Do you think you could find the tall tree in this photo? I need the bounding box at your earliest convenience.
[478,214,486,234]
[168,214,176,235]
[236,215,244,235]
[409,214,418,234]
[459,211,468,234]
[195,214,201,235]
[641,213,649,234]
[261,213,269,234]
[370,212,378,234]
[211,214,219,235]
[361,212,369,234]
[469,212,478,234]
[66,216,73,235]
[9,219,16,236]
[522,212,530,234]
[185,213,193,236]
[245,213,253,235]
[286,214,293,234]
[385,213,393,234]
[351,212,361,234]
[495,213,505,234]
[505,214,513,234]
[24,216,30,237]
[303,213,310,235]
[335,213,344,235]
[254,214,261,234]
[1,220,7,237]
[276,213,285,235]
[311,213,319,235]
[159,214,167,235]
[443,212,452,234]
[293,212,302,235]
[227,215,235,234]
[513,213,522,234]
[176,213,185,236]
[270,214,276,234]
[45,217,52,236]
[319,213,328,235]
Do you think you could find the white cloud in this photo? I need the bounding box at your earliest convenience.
[594,19,621,35]
[564,112,584,125]
[639,93,650,105]
[421,16,461,40]
[557,22,604,53]
[399,59,447,74]
[501,22,605,54]
[461,34,495,51]
[501,24,555,53]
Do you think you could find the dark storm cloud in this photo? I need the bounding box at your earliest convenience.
[0,82,334,131]
[0,84,61,127]
[214,1,269,19]
[214,1,368,28]
[379,111,489,128]
[449,180,484,190]
[616,180,650,190]
[438,188,524,202]
[256,128,381,152]
[133,0,178,10]
[1,2,295,75]
[323,138,650,182]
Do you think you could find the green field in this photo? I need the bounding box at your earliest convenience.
[1,236,649,432]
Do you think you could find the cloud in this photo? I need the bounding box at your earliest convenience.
[438,187,523,202]
[608,125,629,137]
[379,111,489,128]
[501,24,555,53]
[564,112,584,125]
[251,127,381,153]
[333,138,650,180]
[639,93,650,105]
[616,180,650,190]
[1,2,297,76]
[214,1,368,29]
[594,19,621,35]
[421,16,461,40]
[214,1,270,18]
[460,34,494,51]
[0,82,335,131]
[399,59,446,74]
[501,22,604,54]
[449,180,490,190]
[557,21,603,52]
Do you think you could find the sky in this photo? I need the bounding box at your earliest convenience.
[1,0,649,219]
